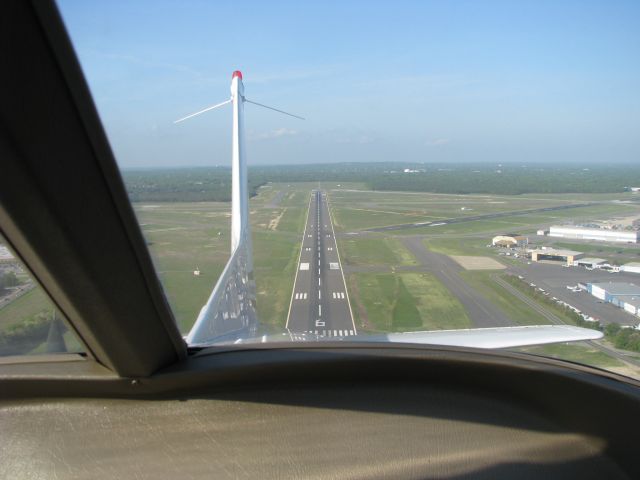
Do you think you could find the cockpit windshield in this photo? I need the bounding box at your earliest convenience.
[44,0,640,379]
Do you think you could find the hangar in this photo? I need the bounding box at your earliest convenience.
[587,282,640,318]
[621,297,640,317]
[621,262,640,275]
[529,248,583,266]
[588,282,640,301]
[575,257,606,268]
[549,226,639,243]
[492,234,528,248]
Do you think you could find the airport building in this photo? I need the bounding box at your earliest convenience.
[548,226,639,243]
[575,257,606,268]
[621,262,640,275]
[586,282,640,318]
[492,234,528,248]
[621,297,640,316]
[528,247,583,265]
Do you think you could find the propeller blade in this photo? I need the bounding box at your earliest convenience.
[174,98,232,124]
[244,98,305,120]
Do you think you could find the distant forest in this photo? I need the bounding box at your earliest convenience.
[122,163,640,202]
[124,167,263,202]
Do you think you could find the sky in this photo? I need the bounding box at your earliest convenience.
[57,0,640,168]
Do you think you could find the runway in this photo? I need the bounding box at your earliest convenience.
[364,202,595,232]
[286,190,356,336]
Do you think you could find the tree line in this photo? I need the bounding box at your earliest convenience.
[122,162,640,202]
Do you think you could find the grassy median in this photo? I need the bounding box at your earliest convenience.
[348,272,471,332]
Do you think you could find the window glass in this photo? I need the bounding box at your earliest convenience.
[0,234,84,357]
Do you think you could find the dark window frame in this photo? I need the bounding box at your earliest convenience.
[0,0,186,377]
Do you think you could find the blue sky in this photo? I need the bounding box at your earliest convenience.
[58,0,640,167]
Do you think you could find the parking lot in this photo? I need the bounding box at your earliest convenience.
[508,261,640,326]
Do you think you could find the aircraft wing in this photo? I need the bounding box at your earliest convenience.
[354,325,603,349]
[205,324,603,349]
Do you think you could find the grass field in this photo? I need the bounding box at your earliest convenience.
[0,288,52,330]
[0,186,306,340]
[332,207,433,231]
[339,237,417,267]
[330,189,636,214]
[253,230,301,326]
[3,181,640,377]
[387,204,639,236]
[328,190,579,232]
[137,200,304,331]
[516,343,625,369]
[424,237,494,257]
[132,186,311,332]
[27,329,84,354]
[135,203,231,332]
[0,286,85,354]
[3,183,637,345]
[132,187,637,333]
[348,272,471,332]
[459,271,551,326]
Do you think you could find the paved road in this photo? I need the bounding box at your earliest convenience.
[286,190,356,337]
[401,237,514,327]
[266,190,285,208]
[365,202,595,232]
